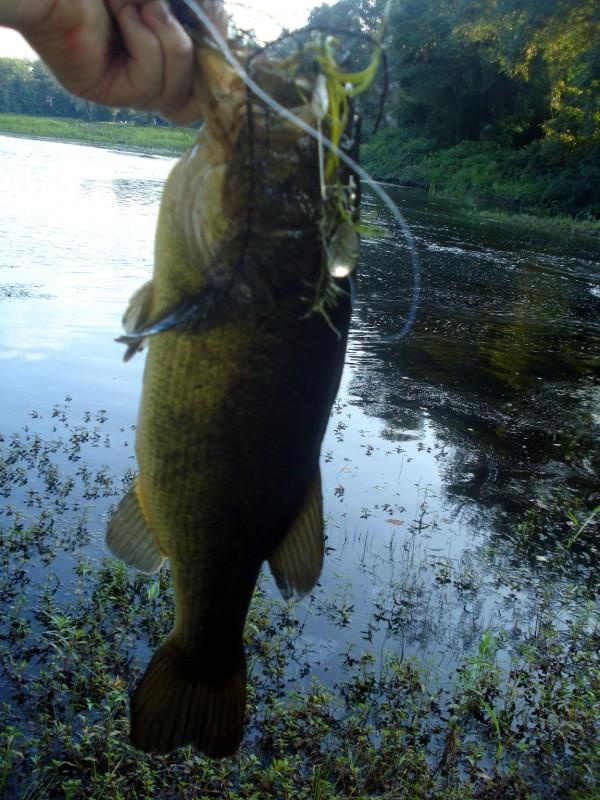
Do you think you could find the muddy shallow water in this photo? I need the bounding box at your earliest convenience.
[1,134,598,687]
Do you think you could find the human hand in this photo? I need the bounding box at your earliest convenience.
[0,1,200,124]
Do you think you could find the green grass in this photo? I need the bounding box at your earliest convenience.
[0,113,196,155]
[362,129,600,229]
[0,402,598,799]
[457,207,600,241]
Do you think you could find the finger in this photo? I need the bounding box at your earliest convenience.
[108,2,165,109]
[105,0,146,16]
[21,2,114,100]
[139,0,197,122]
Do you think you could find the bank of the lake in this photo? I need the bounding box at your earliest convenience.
[362,129,600,236]
[0,113,195,156]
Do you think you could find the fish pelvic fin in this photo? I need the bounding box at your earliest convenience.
[269,470,324,601]
[130,637,246,757]
[106,481,165,573]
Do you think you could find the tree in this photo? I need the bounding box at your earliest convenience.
[456,0,600,145]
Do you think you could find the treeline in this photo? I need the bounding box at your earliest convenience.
[0,58,164,125]
[309,0,599,148]
[308,0,600,217]
[1,0,598,217]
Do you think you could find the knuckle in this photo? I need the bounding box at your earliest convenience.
[165,33,194,62]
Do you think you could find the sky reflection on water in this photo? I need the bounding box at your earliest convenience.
[0,135,598,681]
[0,135,173,422]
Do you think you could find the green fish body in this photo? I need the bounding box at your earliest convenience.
[107,25,357,757]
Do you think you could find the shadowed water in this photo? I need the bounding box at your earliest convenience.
[1,134,598,688]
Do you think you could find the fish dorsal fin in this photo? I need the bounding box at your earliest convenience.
[106,481,165,573]
[121,281,155,362]
[269,471,324,600]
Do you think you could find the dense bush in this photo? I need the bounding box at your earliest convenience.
[362,130,600,218]
[311,0,599,219]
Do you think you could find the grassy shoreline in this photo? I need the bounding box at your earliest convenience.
[0,113,196,156]
[362,129,600,239]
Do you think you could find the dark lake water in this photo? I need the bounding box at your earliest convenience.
[1,134,599,686]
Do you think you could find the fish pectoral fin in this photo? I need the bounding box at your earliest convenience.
[123,280,155,334]
[106,482,165,573]
[131,637,246,757]
[269,470,324,601]
[119,281,155,361]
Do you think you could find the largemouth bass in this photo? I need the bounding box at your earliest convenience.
[107,0,360,757]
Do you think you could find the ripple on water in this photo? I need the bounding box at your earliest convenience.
[0,144,598,689]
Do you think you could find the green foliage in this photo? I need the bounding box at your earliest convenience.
[0,58,79,118]
[382,0,545,147]
[379,0,599,148]
[361,126,436,182]
[456,0,600,145]
[314,0,599,218]
[0,57,179,126]
[362,132,600,218]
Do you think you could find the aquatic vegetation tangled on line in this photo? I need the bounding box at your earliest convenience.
[0,404,598,798]
[175,0,420,339]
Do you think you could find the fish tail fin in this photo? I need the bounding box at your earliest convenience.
[130,636,246,757]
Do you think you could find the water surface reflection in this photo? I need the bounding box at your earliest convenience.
[0,135,173,421]
[351,188,599,534]
[0,137,598,683]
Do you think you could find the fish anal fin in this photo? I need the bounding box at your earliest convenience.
[131,637,246,757]
[106,482,165,573]
[269,471,324,601]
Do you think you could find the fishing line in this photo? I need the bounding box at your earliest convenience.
[177,0,421,339]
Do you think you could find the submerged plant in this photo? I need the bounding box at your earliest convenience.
[0,405,598,798]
